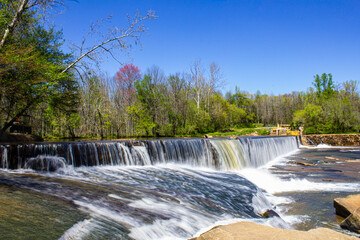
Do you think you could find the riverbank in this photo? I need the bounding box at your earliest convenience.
[0,132,43,143]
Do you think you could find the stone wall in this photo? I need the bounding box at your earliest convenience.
[301,134,360,146]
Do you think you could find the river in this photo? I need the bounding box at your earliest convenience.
[0,137,359,239]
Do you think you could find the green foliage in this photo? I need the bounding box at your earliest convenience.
[293,74,360,134]
[294,103,323,133]
[313,73,334,100]
[0,2,78,133]
[257,128,270,135]
[127,102,155,136]
[2,4,358,141]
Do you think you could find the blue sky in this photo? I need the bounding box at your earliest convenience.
[54,0,360,95]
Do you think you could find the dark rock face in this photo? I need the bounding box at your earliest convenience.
[334,194,360,233]
[340,208,360,233]
[259,209,280,218]
[334,194,360,218]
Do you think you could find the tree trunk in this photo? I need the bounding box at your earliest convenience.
[0,0,29,49]
[1,99,35,133]
[97,109,104,139]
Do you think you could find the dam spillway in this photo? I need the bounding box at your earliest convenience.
[0,136,299,171]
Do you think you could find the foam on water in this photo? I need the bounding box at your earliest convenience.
[300,143,355,149]
[240,168,360,194]
[59,219,94,240]
[53,165,282,240]
[128,197,224,240]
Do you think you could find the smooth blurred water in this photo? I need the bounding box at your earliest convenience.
[258,146,360,237]
[0,138,359,239]
[0,165,286,240]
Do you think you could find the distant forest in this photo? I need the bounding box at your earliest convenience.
[1,1,360,138]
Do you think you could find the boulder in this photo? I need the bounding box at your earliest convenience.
[340,207,360,233]
[190,221,357,240]
[24,156,66,172]
[258,209,280,218]
[334,194,360,218]
[293,161,316,167]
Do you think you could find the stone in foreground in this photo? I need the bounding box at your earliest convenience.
[340,207,360,233]
[334,194,360,218]
[190,221,357,240]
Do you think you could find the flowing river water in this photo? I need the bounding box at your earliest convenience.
[0,137,359,239]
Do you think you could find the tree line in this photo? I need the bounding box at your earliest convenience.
[18,61,360,138]
[1,1,359,138]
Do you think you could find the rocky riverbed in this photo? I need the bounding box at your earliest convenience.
[193,145,360,239]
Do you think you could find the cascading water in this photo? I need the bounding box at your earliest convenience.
[239,136,299,167]
[0,145,8,168]
[0,136,299,171]
[0,136,299,239]
[2,136,358,239]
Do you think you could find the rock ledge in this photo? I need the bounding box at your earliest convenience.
[334,194,360,233]
[190,221,357,240]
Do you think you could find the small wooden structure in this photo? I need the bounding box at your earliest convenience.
[9,114,32,134]
[271,124,300,136]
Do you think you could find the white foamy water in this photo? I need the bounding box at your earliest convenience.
[300,143,356,149]
[240,168,360,194]
[59,219,94,240]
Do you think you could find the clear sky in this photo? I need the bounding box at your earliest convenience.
[53,0,360,95]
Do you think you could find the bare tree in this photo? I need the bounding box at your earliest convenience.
[0,0,156,133]
[62,10,156,74]
[189,60,206,112]
[206,62,223,110]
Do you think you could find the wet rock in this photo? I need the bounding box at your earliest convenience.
[132,141,142,146]
[346,159,360,163]
[334,194,360,218]
[340,207,360,233]
[190,221,357,240]
[258,209,280,218]
[293,161,316,166]
[25,156,66,172]
[204,135,213,139]
[322,179,333,182]
[322,168,342,172]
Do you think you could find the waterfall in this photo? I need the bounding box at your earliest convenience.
[0,145,8,168]
[0,136,298,171]
[144,139,213,166]
[209,139,247,170]
[239,136,299,167]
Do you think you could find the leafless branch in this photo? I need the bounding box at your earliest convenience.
[62,10,156,74]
